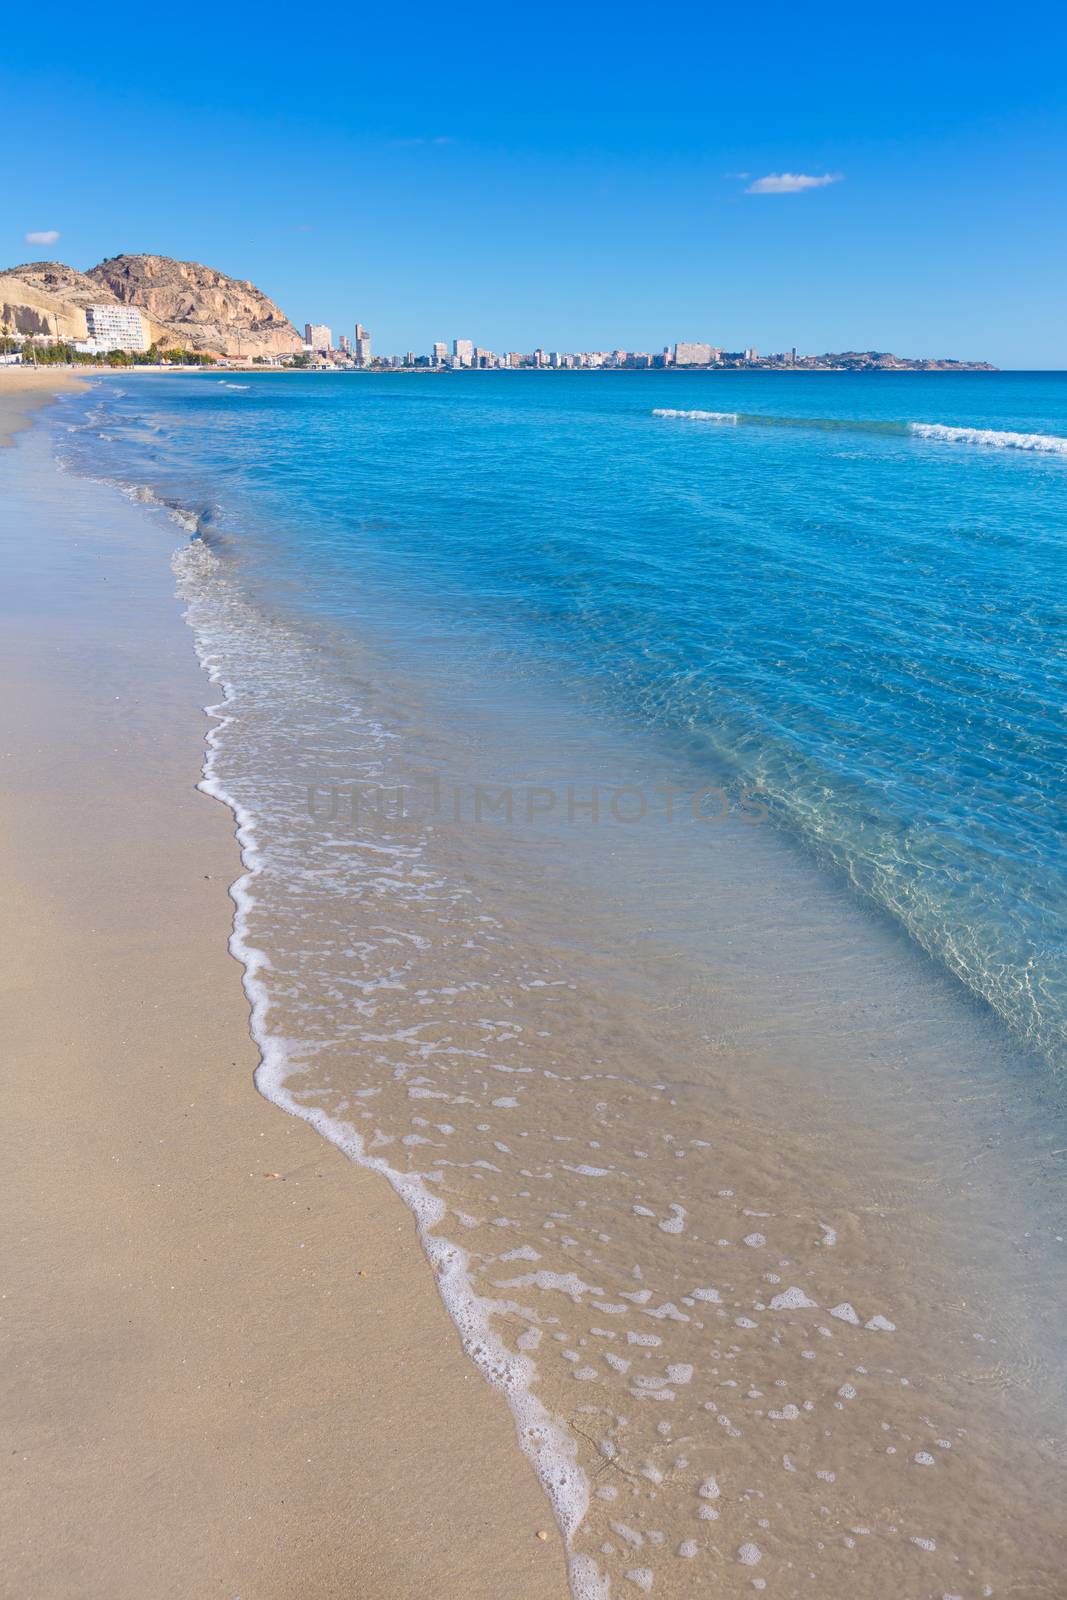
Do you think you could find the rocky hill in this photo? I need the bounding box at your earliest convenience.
[823,351,998,372]
[0,261,117,342]
[0,254,303,357]
[88,255,302,357]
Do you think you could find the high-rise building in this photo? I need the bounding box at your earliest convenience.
[432,341,448,365]
[339,334,351,355]
[673,341,714,367]
[305,322,332,351]
[352,323,372,366]
[85,304,149,352]
[453,338,474,367]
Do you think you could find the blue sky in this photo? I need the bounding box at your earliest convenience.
[5,0,1066,366]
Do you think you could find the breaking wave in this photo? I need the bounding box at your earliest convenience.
[908,422,1067,454]
[651,407,739,423]
[653,408,1067,454]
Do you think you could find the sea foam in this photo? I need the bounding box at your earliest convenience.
[651,407,739,423]
[908,421,1067,453]
[171,535,602,1590]
[653,407,1067,455]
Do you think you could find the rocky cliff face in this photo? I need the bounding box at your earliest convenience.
[0,254,303,357]
[88,255,303,357]
[0,261,119,341]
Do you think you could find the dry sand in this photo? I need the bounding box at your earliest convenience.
[0,366,88,442]
[0,370,567,1598]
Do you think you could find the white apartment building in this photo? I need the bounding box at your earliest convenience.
[84,304,149,353]
[673,341,714,366]
[453,338,473,367]
[354,323,372,365]
[305,322,333,351]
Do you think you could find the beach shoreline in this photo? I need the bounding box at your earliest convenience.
[7,367,1066,1599]
[0,371,567,1599]
[0,366,89,443]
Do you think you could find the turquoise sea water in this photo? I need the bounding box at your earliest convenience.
[58,370,1067,1075]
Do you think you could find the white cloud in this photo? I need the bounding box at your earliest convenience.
[745,173,843,195]
[24,229,60,246]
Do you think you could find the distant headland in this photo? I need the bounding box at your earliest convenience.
[0,253,997,372]
[0,256,303,364]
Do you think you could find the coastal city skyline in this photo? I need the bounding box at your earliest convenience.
[302,322,772,368]
[6,1,1066,368]
[0,261,990,371]
[295,323,990,372]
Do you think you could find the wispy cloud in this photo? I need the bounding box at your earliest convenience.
[745,172,843,195]
[24,228,60,246]
[391,135,454,147]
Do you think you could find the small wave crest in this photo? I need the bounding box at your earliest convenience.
[136,488,202,535]
[653,408,905,436]
[908,422,1067,454]
[652,407,739,423]
[119,482,217,539]
[654,408,1067,455]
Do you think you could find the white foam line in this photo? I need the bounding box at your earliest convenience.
[652,407,739,423]
[171,540,606,1599]
[654,409,1067,455]
[909,421,1067,454]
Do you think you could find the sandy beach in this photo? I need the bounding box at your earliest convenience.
[6,367,1065,1600]
[0,367,88,440]
[0,370,567,1599]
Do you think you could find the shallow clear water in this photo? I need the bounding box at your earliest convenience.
[60,370,1067,1070]
[53,371,1067,1597]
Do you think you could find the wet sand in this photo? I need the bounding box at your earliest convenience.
[0,372,568,1598]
